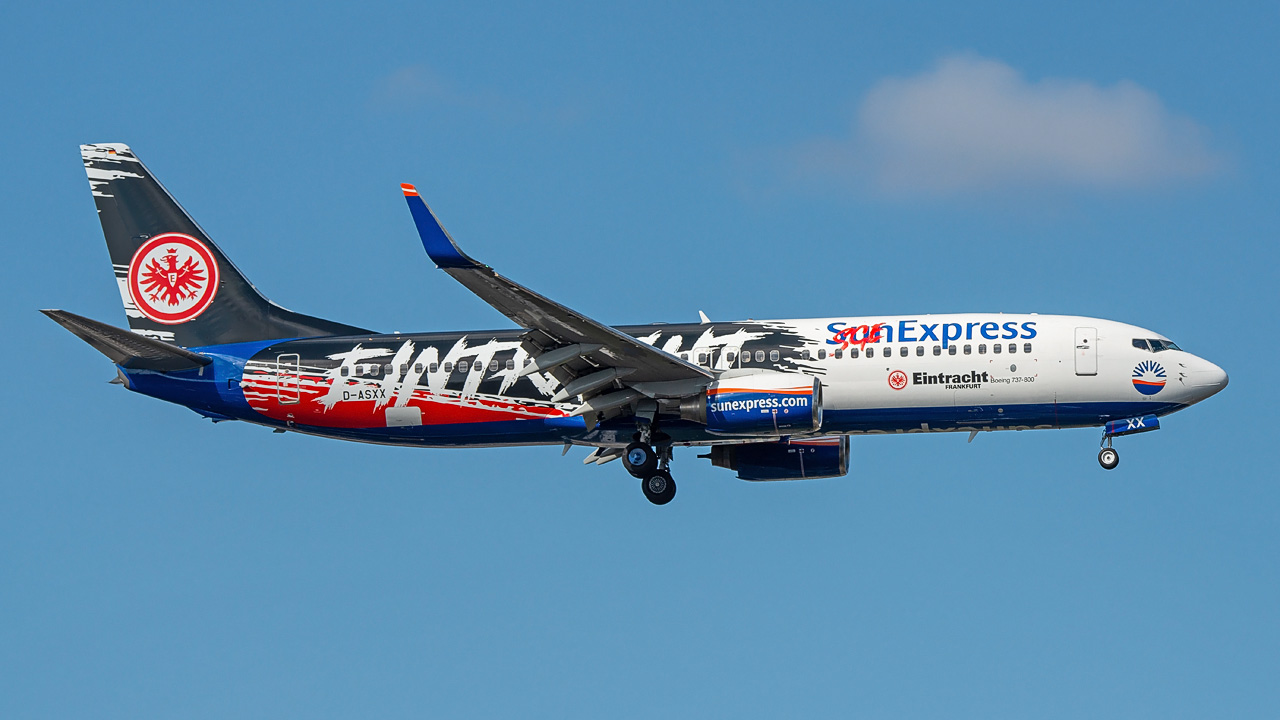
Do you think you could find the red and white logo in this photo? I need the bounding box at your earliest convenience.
[888,370,908,390]
[127,233,219,324]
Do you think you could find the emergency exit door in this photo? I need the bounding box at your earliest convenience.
[1074,327,1097,376]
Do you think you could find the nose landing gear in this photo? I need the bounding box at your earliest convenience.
[1098,445,1119,470]
[1097,414,1159,470]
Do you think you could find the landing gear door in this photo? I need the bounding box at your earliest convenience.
[277,353,301,404]
[1074,327,1097,376]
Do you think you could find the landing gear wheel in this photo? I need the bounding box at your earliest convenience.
[641,470,677,505]
[624,441,658,478]
[1098,447,1119,470]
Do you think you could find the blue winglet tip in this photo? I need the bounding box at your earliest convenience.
[401,184,480,269]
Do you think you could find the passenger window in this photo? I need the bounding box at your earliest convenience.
[1023,343,1032,354]
[506,359,515,371]
[680,353,689,361]
[963,345,972,355]
[400,364,409,374]
[414,363,423,373]
[755,350,765,362]
[948,346,957,355]
[850,348,859,358]
[489,359,499,372]
[993,343,1001,354]
[1132,339,1150,351]
[801,349,811,360]
[429,362,439,373]
[473,360,484,372]
[443,362,454,372]
[340,366,349,377]
[726,352,737,364]
[883,346,891,357]
[698,353,709,365]
[916,346,924,356]
[978,344,986,354]
[834,349,843,359]
[817,349,826,360]
[866,346,875,358]
[769,350,780,362]
[1008,343,1016,354]
[523,357,532,367]
[900,346,908,357]
[933,346,941,356]
[384,364,394,375]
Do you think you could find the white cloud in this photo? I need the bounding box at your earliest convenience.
[369,65,588,127]
[371,65,504,114]
[789,55,1223,195]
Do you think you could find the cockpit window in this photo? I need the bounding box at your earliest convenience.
[1136,338,1182,353]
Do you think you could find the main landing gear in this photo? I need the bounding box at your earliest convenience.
[624,428,676,505]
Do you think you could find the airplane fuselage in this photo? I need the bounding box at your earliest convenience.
[58,144,1229,502]
[120,313,1224,449]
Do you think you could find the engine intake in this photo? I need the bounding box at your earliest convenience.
[680,371,822,435]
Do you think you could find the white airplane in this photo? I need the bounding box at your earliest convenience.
[46,144,1228,504]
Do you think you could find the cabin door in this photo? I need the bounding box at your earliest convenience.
[1074,328,1098,376]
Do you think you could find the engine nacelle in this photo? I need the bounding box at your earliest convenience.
[680,372,822,435]
[702,436,849,481]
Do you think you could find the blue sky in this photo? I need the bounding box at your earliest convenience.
[2,2,1278,717]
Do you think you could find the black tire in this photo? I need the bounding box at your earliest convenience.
[641,470,677,505]
[1098,447,1119,470]
[623,441,658,478]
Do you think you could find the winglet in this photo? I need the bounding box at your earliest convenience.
[401,183,483,269]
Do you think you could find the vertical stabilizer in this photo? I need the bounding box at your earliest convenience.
[81,143,368,347]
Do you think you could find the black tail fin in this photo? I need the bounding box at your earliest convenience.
[81,143,369,347]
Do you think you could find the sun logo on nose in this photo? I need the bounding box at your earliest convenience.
[1132,360,1166,396]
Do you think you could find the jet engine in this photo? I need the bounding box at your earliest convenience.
[701,436,849,481]
[679,371,822,435]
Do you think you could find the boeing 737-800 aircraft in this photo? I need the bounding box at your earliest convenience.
[46,144,1228,504]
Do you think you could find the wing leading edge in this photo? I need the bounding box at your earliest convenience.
[400,184,712,412]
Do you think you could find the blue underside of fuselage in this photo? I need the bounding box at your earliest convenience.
[119,362,1185,446]
[306,401,1180,446]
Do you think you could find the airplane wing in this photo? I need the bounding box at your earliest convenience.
[401,184,713,412]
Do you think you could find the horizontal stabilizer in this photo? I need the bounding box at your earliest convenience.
[42,309,211,371]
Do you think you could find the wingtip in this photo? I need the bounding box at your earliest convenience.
[400,183,419,197]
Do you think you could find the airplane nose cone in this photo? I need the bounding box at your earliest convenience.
[1188,358,1228,398]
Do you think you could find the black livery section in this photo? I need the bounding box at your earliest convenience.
[81,144,368,347]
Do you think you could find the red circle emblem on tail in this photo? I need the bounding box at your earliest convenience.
[127,233,220,324]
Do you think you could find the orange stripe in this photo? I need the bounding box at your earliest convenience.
[708,387,811,395]
[400,183,419,196]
